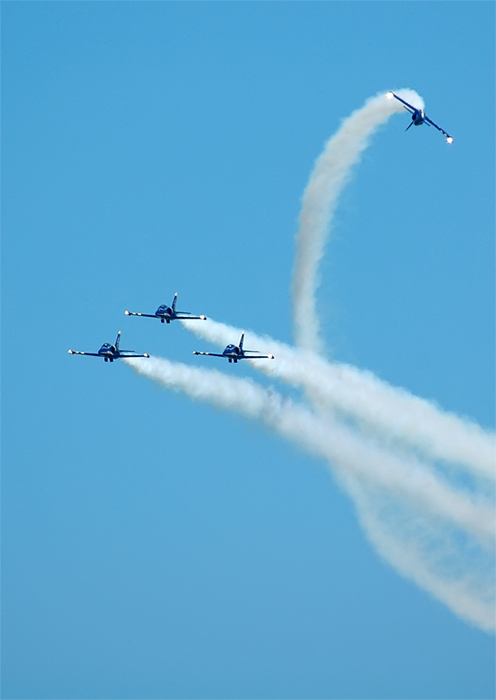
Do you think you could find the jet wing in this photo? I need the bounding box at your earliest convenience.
[119,353,150,358]
[68,350,101,357]
[124,310,159,319]
[388,92,416,114]
[243,354,275,360]
[176,314,207,320]
[423,115,453,142]
[193,351,226,357]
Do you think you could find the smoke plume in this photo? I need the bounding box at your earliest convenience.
[125,89,495,632]
[125,355,495,631]
[181,318,495,481]
[292,89,423,351]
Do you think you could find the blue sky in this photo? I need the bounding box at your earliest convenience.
[2,2,494,699]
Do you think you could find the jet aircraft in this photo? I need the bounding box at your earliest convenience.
[193,332,274,363]
[68,331,149,363]
[125,293,207,324]
[387,91,453,143]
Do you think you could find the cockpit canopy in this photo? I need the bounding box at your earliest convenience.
[156,305,172,315]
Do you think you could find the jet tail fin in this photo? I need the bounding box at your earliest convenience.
[172,293,178,311]
[115,331,122,350]
[239,332,245,351]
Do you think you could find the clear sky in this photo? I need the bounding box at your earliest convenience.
[2,2,495,699]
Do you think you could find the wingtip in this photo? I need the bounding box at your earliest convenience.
[124,310,130,315]
[68,349,73,354]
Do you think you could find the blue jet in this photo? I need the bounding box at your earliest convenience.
[193,332,274,364]
[387,91,453,143]
[125,292,207,324]
[68,331,149,363]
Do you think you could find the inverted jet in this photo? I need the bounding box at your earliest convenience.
[68,331,149,363]
[125,292,207,324]
[387,91,453,143]
[193,332,274,364]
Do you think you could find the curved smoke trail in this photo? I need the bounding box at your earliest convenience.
[287,88,495,632]
[341,472,495,633]
[125,355,495,631]
[126,89,494,632]
[292,88,423,351]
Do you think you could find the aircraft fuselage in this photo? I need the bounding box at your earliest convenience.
[98,343,117,361]
[412,110,425,126]
[155,305,173,323]
[223,344,241,362]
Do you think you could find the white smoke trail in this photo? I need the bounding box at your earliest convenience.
[128,90,494,632]
[125,357,494,546]
[340,472,495,632]
[125,355,495,631]
[181,318,496,481]
[292,88,423,352]
[287,86,495,633]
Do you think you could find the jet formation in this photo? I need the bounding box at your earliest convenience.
[68,294,275,364]
[69,92,453,368]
